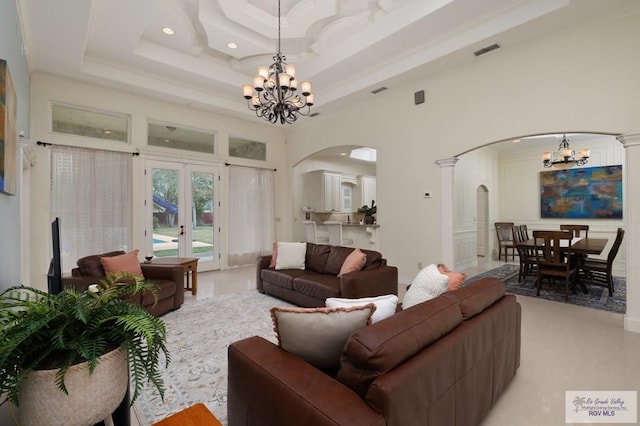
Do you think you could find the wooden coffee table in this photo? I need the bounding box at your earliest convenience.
[151,403,221,426]
[149,257,199,295]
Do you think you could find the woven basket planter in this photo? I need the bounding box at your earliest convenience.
[18,347,128,426]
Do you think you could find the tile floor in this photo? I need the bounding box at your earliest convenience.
[135,258,640,426]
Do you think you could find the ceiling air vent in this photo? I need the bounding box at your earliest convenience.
[474,43,501,57]
[371,87,388,95]
[309,112,320,117]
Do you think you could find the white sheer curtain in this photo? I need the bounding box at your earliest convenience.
[50,146,132,272]
[228,166,275,266]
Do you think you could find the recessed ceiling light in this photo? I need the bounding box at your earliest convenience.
[162,27,175,36]
[512,139,520,143]
[227,42,238,49]
[103,129,112,135]
[340,152,347,156]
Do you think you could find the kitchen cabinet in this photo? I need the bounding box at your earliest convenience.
[304,171,342,212]
[359,175,376,209]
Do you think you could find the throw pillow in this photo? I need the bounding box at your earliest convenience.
[275,242,307,270]
[270,304,376,371]
[337,248,367,276]
[325,294,398,323]
[402,264,449,310]
[438,263,467,292]
[100,249,143,277]
[268,242,277,268]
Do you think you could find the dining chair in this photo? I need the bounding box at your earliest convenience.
[578,228,624,296]
[560,224,589,238]
[533,230,578,301]
[495,222,516,262]
[512,225,537,282]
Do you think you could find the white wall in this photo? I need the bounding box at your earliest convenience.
[27,73,287,289]
[284,12,640,286]
[0,0,30,291]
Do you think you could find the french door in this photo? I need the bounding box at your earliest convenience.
[145,159,220,271]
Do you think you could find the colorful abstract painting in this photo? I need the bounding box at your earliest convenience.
[540,165,623,219]
[1,58,17,195]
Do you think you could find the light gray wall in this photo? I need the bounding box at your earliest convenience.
[0,0,30,290]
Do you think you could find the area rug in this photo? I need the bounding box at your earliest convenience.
[133,290,293,426]
[465,264,626,314]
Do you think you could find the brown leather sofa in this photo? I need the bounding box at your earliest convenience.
[256,243,399,307]
[228,277,521,426]
[62,250,185,317]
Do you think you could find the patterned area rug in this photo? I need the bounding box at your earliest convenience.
[133,290,293,426]
[466,264,626,314]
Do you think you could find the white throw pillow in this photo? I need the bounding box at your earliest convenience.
[325,294,398,323]
[275,242,307,270]
[402,264,450,309]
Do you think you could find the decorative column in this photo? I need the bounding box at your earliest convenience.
[617,133,640,333]
[436,157,459,268]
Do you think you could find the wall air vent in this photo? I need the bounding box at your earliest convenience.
[474,43,501,57]
[371,87,388,94]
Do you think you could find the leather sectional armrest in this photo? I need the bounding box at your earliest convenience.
[340,265,399,298]
[228,336,385,426]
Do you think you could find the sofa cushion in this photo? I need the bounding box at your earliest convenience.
[293,274,341,300]
[305,243,331,273]
[261,269,307,290]
[337,295,463,398]
[444,277,506,320]
[100,249,143,277]
[275,242,307,270]
[326,294,398,324]
[360,249,383,270]
[77,250,125,277]
[324,246,355,275]
[271,304,376,371]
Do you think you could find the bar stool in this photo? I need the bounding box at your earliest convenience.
[325,221,354,246]
[304,221,329,244]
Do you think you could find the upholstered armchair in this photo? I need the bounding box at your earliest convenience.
[62,250,184,317]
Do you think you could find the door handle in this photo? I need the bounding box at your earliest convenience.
[180,225,185,236]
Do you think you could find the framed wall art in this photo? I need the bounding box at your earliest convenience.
[1,58,17,195]
[540,165,623,219]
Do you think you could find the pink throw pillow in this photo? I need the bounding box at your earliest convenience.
[338,248,367,277]
[438,263,466,291]
[100,249,143,277]
[268,242,277,268]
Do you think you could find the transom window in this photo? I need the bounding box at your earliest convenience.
[52,104,130,143]
[229,136,267,161]
[148,122,216,155]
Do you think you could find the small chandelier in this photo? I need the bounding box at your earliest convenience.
[542,134,589,168]
[241,0,314,125]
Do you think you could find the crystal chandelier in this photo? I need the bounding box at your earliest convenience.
[242,0,314,125]
[542,134,590,168]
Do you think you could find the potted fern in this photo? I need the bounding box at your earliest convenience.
[0,273,170,426]
[358,200,377,224]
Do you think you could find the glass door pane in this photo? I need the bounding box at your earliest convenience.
[146,160,220,271]
[150,165,182,258]
[188,165,219,270]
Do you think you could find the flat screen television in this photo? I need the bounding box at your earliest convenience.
[47,217,63,294]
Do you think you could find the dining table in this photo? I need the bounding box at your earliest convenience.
[517,237,608,256]
[516,236,609,293]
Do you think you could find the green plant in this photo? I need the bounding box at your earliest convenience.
[0,273,170,407]
[357,200,377,217]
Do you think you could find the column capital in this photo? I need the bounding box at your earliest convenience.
[435,157,459,168]
[616,133,640,148]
